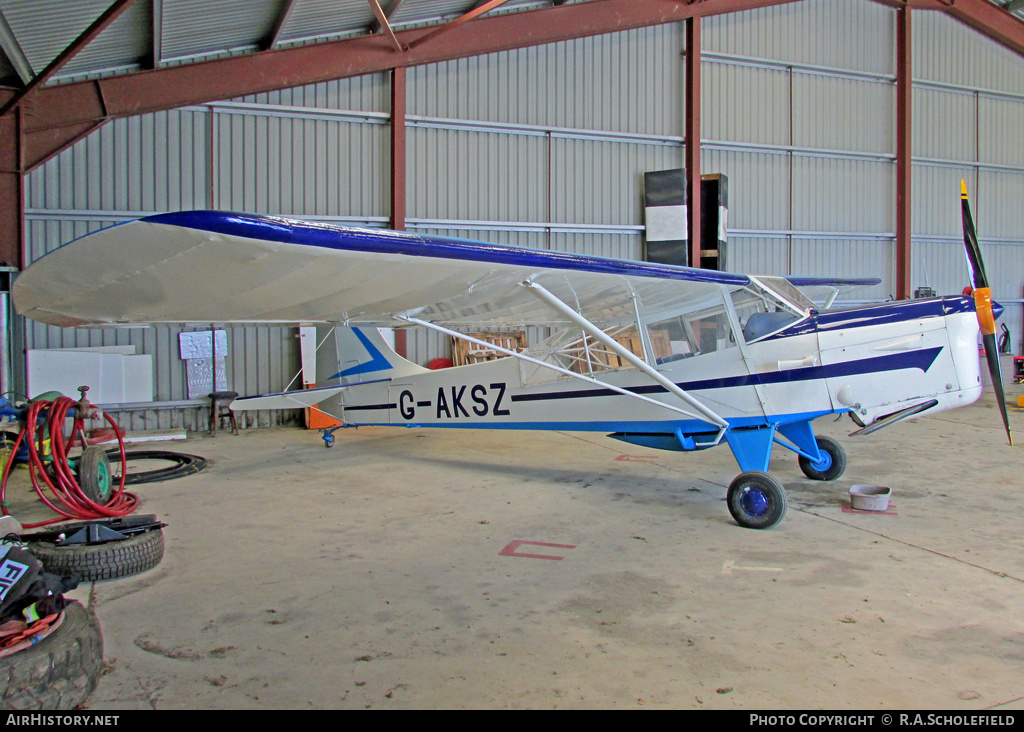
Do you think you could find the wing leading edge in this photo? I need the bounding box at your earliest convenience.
[13,210,750,329]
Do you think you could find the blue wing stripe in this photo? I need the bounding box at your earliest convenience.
[143,211,750,287]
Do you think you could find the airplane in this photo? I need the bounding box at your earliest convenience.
[11,182,1012,530]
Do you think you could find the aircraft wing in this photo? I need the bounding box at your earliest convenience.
[13,210,750,329]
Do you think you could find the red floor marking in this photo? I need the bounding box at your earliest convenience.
[614,455,658,462]
[841,501,898,516]
[499,540,577,560]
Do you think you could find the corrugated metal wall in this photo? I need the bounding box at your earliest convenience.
[23,0,1024,431]
[702,0,897,303]
[911,10,1024,354]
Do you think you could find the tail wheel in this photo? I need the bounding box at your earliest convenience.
[798,436,847,481]
[727,471,788,530]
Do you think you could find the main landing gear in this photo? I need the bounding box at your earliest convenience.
[725,432,848,530]
[727,471,788,530]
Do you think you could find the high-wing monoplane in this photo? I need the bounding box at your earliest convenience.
[12,183,1011,529]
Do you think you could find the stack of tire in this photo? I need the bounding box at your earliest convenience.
[0,518,166,709]
[0,600,102,709]
[0,543,103,710]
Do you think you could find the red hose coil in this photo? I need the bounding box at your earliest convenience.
[0,397,137,528]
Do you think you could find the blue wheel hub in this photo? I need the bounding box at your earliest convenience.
[810,451,832,472]
[740,487,769,517]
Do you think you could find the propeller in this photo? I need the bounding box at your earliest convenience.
[960,180,1014,447]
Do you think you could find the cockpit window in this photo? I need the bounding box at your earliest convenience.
[749,276,814,312]
[733,278,809,343]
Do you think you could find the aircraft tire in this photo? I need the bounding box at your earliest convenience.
[727,471,787,530]
[798,436,847,481]
[28,528,164,583]
[0,600,103,710]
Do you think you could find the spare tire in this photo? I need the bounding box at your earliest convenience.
[28,528,164,583]
[0,601,103,710]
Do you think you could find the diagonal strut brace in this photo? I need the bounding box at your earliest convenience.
[521,280,729,434]
[396,315,716,426]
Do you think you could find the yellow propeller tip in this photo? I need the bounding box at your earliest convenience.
[961,180,969,198]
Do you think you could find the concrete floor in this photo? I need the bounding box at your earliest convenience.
[4,384,1024,710]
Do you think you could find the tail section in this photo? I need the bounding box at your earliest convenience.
[232,326,426,413]
[317,326,427,386]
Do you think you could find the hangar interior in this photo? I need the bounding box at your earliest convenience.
[0,0,1022,711]
[3,0,1024,429]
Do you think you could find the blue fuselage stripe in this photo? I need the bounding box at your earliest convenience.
[509,348,942,404]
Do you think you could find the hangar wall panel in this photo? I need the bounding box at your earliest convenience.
[408,127,547,223]
[912,87,977,163]
[913,10,1024,96]
[548,139,680,227]
[791,74,893,155]
[791,157,893,234]
[911,10,1024,351]
[702,0,895,76]
[912,163,977,240]
[702,61,789,148]
[235,74,390,113]
[27,111,209,213]
[213,109,388,217]
[700,148,790,233]
[700,0,897,303]
[981,96,1024,169]
[408,26,683,134]
[725,236,789,278]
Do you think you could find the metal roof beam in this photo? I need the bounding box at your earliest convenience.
[0,9,34,85]
[1,0,137,118]
[370,0,406,33]
[265,0,299,51]
[0,102,23,268]
[406,0,512,52]
[368,0,403,53]
[151,0,163,68]
[21,0,802,154]
[11,0,1024,168]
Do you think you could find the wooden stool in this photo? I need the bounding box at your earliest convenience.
[209,391,239,435]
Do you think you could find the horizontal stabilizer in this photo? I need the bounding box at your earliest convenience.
[230,385,347,412]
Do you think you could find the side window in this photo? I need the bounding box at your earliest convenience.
[688,309,733,354]
[647,315,694,364]
[647,306,735,363]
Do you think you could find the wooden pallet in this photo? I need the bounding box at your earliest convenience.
[451,330,528,366]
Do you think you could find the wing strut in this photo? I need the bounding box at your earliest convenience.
[397,316,722,429]
[521,280,730,434]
